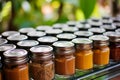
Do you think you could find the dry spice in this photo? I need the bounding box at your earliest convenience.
[30,45,54,80]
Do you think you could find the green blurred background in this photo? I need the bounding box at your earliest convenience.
[0,0,117,33]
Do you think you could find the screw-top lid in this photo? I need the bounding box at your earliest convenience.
[66,21,77,26]
[3,49,28,65]
[88,28,106,33]
[30,45,53,54]
[101,25,116,30]
[2,31,20,37]
[103,32,120,42]
[27,31,46,37]
[74,31,93,37]
[38,36,58,43]
[62,27,78,32]
[72,38,92,44]
[45,29,63,34]
[53,41,74,48]
[7,35,28,41]
[19,28,35,34]
[53,23,68,29]
[17,40,39,47]
[89,35,109,46]
[0,38,8,45]
[76,23,91,29]
[36,26,52,31]
[116,29,120,34]
[0,44,16,52]
[57,33,76,40]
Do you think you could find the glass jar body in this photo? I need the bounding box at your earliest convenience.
[55,54,75,76]
[3,63,29,80]
[110,42,120,61]
[29,60,54,80]
[75,50,93,70]
[93,46,110,66]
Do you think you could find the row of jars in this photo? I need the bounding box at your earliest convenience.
[0,34,119,80]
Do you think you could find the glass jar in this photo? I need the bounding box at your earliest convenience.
[19,27,35,35]
[30,45,54,80]
[1,31,20,38]
[89,35,110,66]
[72,38,93,70]
[3,49,29,80]
[74,31,93,38]
[53,41,75,77]
[27,31,46,40]
[38,36,58,46]
[104,32,120,61]
[57,33,76,41]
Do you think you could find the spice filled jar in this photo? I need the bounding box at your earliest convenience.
[3,49,29,80]
[89,35,110,66]
[53,41,75,77]
[88,28,106,35]
[72,38,93,70]
[100,25,116,31]
[75,23,91,31]
[53,23,68,29]
[36,26,52,32]
[30,45,54,80]
[62,27,78,33]
[104,32,120,61]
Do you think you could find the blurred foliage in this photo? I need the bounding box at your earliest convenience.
[0,0,101,31]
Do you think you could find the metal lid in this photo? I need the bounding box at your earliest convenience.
[53,23,68,29]
[72,38,92,44]
[45,29,63,34]
[7,35,28,41]
[57,33,76,40]
[27,31,46,37]
[116,29,120,33]
[101,25,116,30]
[0,44,16,52]
[0,38,8,45]
[17,40,39,47]
[74,31,93,37]
[19,28,35,34]
[102,19,113,24]
[2,31,20,37]
[4,49,27,57]
[103,32,120,42]
[76,23,91,29]
[38,36,58,43]
[88,28,106,33]
[53,41,74,47]
[89,22,102,27]
[66,21,77,26]
[89,35,109,41]
[62,27,78,32]
[30,45,53,53]
[36,26,52,31]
